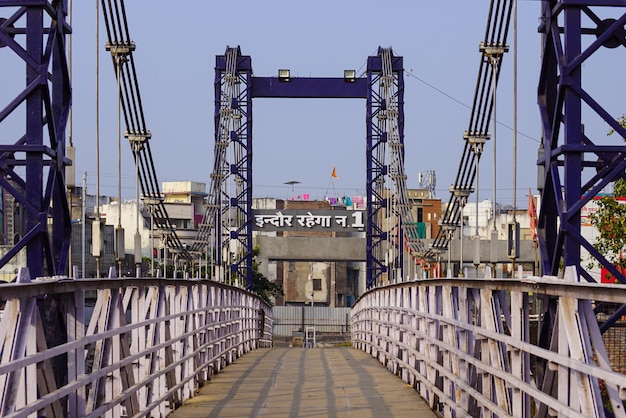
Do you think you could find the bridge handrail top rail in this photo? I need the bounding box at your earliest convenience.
[0,277,266,301]
[362,276,626,304]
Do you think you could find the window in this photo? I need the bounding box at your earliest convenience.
[313,278,322,291]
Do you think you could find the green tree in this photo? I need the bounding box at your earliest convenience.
[588,117,626,272]
[607,114,626,137]
[589,178,626,271]
[250,246,283,306]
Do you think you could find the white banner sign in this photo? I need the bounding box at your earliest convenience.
[252,210,366,232]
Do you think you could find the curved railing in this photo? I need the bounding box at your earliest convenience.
[351,267,626,418]
[0,269,272,417]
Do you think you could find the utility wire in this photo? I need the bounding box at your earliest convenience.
[404,68,539,144]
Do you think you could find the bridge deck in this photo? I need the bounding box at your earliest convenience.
[168,346,438,418]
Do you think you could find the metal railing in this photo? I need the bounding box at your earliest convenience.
[351,267,626,418]
[272,306,351,337]
[0,268,272,418]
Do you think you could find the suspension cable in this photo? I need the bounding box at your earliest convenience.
[426,0,513,261]
[101,0,187,263]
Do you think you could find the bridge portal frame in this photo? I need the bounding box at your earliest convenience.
[212,47,406,289]
[0,2,72,278]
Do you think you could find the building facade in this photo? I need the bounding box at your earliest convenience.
[253,196,366,307]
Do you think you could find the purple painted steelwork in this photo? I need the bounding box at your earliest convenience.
[214,47,254,288]
[538,1,626,282]
[366,48,404,289]
[251,77,367,98]
[537,2,626,402]
[0,2,72,278]
[214,47,405,290]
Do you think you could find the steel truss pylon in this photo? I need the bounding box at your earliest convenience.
[0,2,72,278]
[366,47,423,289]
[204,46,422,290]
[538,1,626,283]
[536,2,626,408]
[212,47,253,288]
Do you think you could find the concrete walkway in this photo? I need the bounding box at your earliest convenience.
[168,346,438,418]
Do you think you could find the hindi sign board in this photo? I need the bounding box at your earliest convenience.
[252,209,366,232]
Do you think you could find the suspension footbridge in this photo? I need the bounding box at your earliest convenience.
[1,1,626,417]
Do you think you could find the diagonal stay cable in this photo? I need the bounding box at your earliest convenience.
[427,0,513,260]
[101,0,187,257]
[189,47,240,274]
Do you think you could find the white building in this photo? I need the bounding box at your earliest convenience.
[99,200,151,258]
[98,181,207,260]
[462,199,535,241]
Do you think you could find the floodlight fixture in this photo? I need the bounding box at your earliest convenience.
[344,69,356,83]
[278,69,291,82]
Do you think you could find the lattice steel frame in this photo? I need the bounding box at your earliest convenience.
[214,47,253,288]
[210,47,411,290]
[536,5,626,394]
[538,1,626,283]
[0,2,72,278]
[366,48,405,289]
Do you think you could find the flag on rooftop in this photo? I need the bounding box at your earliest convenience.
[528,188,538,242]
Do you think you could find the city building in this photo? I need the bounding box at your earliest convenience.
[407,188,442,239]
[253,189,443,306]
[64,181,207,278]
[253,195,367,307]
[159,181,207,246]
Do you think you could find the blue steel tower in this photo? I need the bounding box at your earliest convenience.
[0,2,72,278]
[535,1,626,404]
[538,1,626,283]
[212,47,254,288]
[366,48,423,288]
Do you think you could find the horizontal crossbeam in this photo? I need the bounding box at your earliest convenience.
[251,77,368,98]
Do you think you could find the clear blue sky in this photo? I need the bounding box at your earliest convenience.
[4,1,625,207]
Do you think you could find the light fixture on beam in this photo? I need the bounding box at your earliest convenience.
[344,69,356,83]
[278,69,290,82]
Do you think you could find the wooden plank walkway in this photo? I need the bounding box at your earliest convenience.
[168,346,438,418]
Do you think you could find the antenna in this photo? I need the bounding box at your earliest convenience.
[418,170,437,198]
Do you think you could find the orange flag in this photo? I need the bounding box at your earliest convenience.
[331,166,338,178]
[528,188,538,242]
